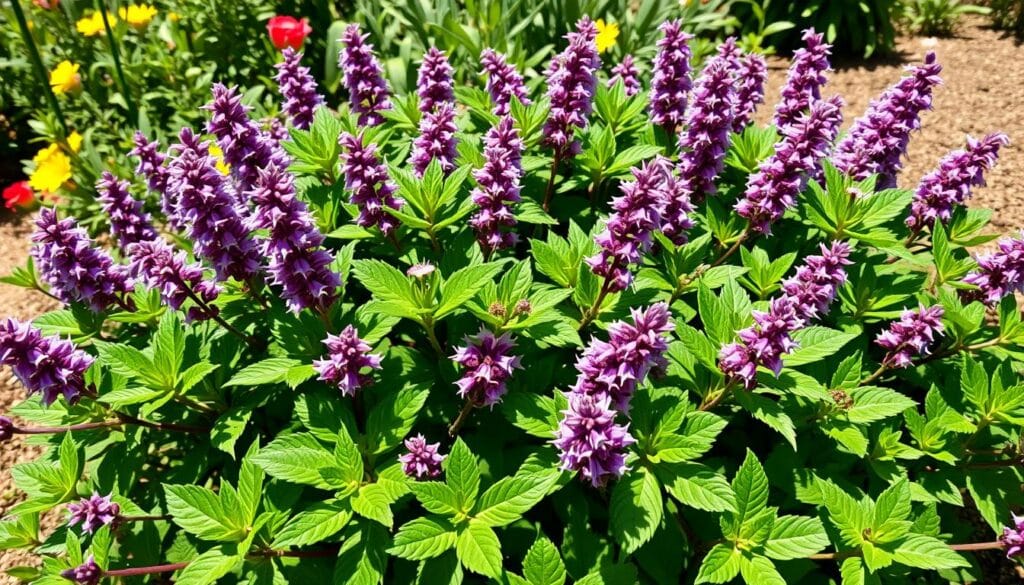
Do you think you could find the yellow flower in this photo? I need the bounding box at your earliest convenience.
[29,144,72,193]
[118,4,157,29]
[168,11,180,22]
[595,19,619,54]
[49,61,82,95]
[208,144,231,175]
[75,12,108,37]
[66,131,83,154]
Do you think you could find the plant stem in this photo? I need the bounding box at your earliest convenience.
[578,271,618,330]
[96,0,138,123]
[448,398,476,437]
[9,0,68,134]
[709,230,749,268]
[542,153,562,213]
[699,381,737,412]
[176,277,259,349]
[104,562,190,577]
[422,318,443,355]
[12,414,208,435]
[120,514,170,522]
[807,541,1003,561]
[859,364,888,386]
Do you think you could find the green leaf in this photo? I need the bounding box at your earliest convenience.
[474,474,551,527]
[224,358,302,387]
[445,439,481,512]
[353,259,418,309]
[163,485,245,542]
[250,433,347,490]
[764,516,829,560]
[436,264,503,319]
[892,534,969,570]
[785,327,857,367]
[698,282,732,347]
[845,387,917,424]
[334,427,365,488]
[456,520,503,578]
[732,450,769,526]
[695,544,742,584]
[610,467,663,555]
[366,386,429,455]
[738,554,786,585]
[334,521,388,585]
[351,483,395,528]
[272,501,352,548]
[656,462,737,513]
[57,432,81,491]
[152,312,184,386]
[93,340,161,388]
[734,391,797,450]
[501,392,561,438]
[238,446,263,525]
[410,482,462,516]
[523,535,566,585]
[173,545,241,585]
[389,517,458,560]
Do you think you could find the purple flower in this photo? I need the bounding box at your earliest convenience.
[339,132,404,235]
[571,303,673,412]
[275,48,324,130]
[130,133,176,227]
[781,241,853,321]
[773,29,831,130]
[410,102,458,177]
[716,37,743,73]
[542,18,600,158]
[452,328,523,406]
[60,555,101,585]
[587,161,666,292]
[67,493,120,534]
[417,47,455,114]
[875,304,945,368]
[247,163,340,313]
[736,96,844,234]
[97,171,157,251]
[649,20,693,132]
[553,392,635,487]
[677,57,735,202]
[339,24,392,127]
[399,434,446,480]
[1000,513,1024,558]
[833,53,942,189]
[470,116,523,253]
[658,161,695,245]
[907,133,1009,231]
[963,233,1024,305]
[313,325,383,397]
[205,84,287,195]
[0,416,13,442]
[31,208,132,312]
[608,54,641,96]
[719,296,805,389]
[0,318,93,406]
[733,53,768,132]
[480,49,531,116]
[127,238,221,321]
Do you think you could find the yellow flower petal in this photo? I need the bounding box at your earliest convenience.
[75,12,107,37]
[208,144,231,175]
[49,61,81,95]
[29,145,72,193]
[118,4,157,29]
[66,131,83,154]
[595,19,619,54]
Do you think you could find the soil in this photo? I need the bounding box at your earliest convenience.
[0,14,1022,585]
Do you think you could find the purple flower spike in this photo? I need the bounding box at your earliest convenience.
[452,328,523,406]
[553,393,636,487]
[773,29,831,130]
[659,161,695,245]
[677,57,735,201]
[543,18,600,159]
[480,49,531,116]
[907,133,1009,231]
[649,20,693,132]
[339,24,392,127]
[963,233,1024,305]
[410,102,459,177]
[608,54,641,96]
[399,434,446,480]
[716,37,743,73]
[205,84,287,196]
[97,172,157,251]
[0,416,13,442]
[470,116,523,253]
[0,318,93,406]
[736,96,844,234]
[833,52,942,189]
[781,241,853,321]
[68,493,120,534]
[275,48,324,130]
[313,325,383,397]
[587,161,666,292]
[127,238,221,321]
[417,47,455,114]
[60,555,101,585]
[31,208,132,312]
[339,132,404,235]
[875,304,945,368]
[719,296,805,389]
[733,53,768,132]
[1000,513,1024,559]
[130,133,176,227]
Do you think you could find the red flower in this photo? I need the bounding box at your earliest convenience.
[267,16,311,51]
[2,181,35,210]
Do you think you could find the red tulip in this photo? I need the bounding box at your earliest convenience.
[2,181,35,210]
[267,16,311,51]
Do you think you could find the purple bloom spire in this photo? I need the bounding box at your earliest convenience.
[417,47,455,114]
[339,24,392,127]
[480,49,531,116]
[732,53,768,132]
[962,233,1024,305]
[1000,513,1024,559]
[553,392,636,487]
[452,328,523,407]
[275,48,324,130]
[470,116,523,253]
[0,416,13,442]
[130,133,176,227]
[410,102,458,177]
[659,161,695,245]
[570,303,673,412]
[0,318,93,406]
[608,54,641,96]
[907,133,1009,231]
[781,241,853,321]
[68,493,120,534]
[587,161,666,292]
[168,128,261,282]
[716,37,743,73]
[649,20,693,133]
[773,29,831,130]
[833,53,942,188]
[542,18,600,159]
[205,84,286,196]
[875,304,945,368]
[736,96,844,234]
[248,163,340,312]
[677,57,735,202]
[719,296,805,389]
[399,434,446,480]
[339,132,404,235]
[31,208,132,312]
[60,555,101,585]
[313,325,383,397]
[97,172,157,251]
[127,238,221,321]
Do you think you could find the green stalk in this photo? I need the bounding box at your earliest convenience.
[9,0,68,134]
[95,0,138,123]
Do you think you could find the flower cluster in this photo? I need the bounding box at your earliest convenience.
[543,18,600,158]
[553,393,636,488]
[417,47,455,114]
[732,53,768,132]
[130,133,175,226]
[658,162,696,245]
[608,54,641,96]
[339,132,404,235]
[127,238,221,320]
[480,49,531,116]
[399,435,446,480]
[275,48,324,130]
[781,241,853,320]
[470,116,523,253]
[773,29,831,130]
[875,304,945,368]
[60,556,101,585]
[963,233,1024,305]
[1001,513,1024,559]
[96,171,157,250]
[67,493,120,534]
[649,20,693,131]
[205,84,285,193]
[676,57,735,201]
[339,24,392,127]
[0,416,12,442]
[410,102,459,177]
[313,326,383,397]
[0,318,93,406]
[452,329,523,406]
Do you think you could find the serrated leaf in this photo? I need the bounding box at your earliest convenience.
[764,516,829,560]
[272,501,352,548]
[738,554,785,585]
[351,483,394,528]
[892,534,969,570]
[610,467,663,555]
[456,521,503,578]
[250,433,346,490]
[436,264,503,319]
[389,517,458,561]
[733,450,769,526]
[656,462,737,513]
[163,485,245,542]
[224,358,302,387]
[474,474,551,527]
[695,544,741,584]
[845,387,917,424]
[173,545,241,585]
[445,439,481,512]
[523,535,566,585]
[785,327,857,367]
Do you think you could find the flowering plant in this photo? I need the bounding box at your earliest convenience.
[1,16,1023,585]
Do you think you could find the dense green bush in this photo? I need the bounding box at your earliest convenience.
[730,0,898,57]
